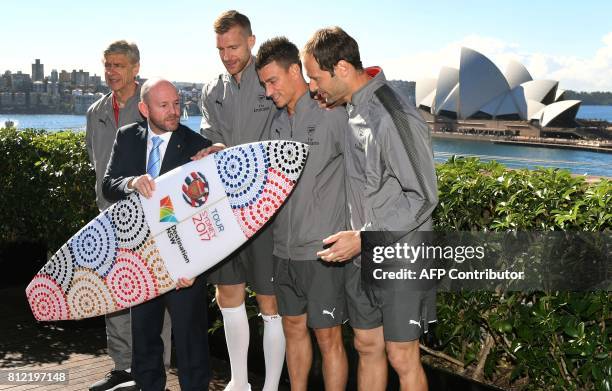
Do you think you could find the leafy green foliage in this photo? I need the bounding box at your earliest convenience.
[1,131,610,390]
[434,157,611,390]
[0,128,97,251]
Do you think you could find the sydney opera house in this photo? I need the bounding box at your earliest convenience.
[416,47,582,137]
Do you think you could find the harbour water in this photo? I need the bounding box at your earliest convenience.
[2,105,612,177]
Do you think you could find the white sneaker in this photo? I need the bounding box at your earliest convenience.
[223,381,252,391]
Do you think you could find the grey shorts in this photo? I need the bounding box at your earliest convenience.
[273,256,347,329]
[345,262,437,342]
[206,224,275,295]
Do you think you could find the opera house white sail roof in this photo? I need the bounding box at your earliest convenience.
[417,47,581,127]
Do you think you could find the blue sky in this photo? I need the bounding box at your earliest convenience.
[3,0,612,91]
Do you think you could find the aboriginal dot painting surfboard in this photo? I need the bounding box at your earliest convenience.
[26,141,309,320]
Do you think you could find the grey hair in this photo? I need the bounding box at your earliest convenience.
[104,40,140,64]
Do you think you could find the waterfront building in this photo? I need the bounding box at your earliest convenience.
[59,70,70,83]
[14,92,26,106]
[73,91,98,114]
[0,72,10,92]
[11,72,32,92]
[89,75,102,90]
[70,69,89,88]
[29,92,40,106]
[32,59,44,82]
[32,81,44,93]
[0,92,12,107]
[48,81,59,96]
[38,93,50,106]
[416,47,581,129]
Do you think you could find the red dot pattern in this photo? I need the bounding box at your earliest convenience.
[234,167,295,237]
[26,274,69,321]
[107,249,158,309]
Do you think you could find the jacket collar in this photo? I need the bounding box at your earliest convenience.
[278,91,314,122]
[160,125,187,174]
[350,66,386,108]
[226,56,257,87]
[102,84,142,127]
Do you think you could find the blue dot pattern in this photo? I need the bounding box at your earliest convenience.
[69,213,116,277]
[214,143,270,209]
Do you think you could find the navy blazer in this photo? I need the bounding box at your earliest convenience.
[102,121,212,202]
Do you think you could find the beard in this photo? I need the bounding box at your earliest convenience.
[149,114,179,133]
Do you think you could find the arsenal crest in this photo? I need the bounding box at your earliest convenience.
[182,172,210,207]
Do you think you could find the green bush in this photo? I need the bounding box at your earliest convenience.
[1,129,610,390]
[0,128,97,250]
[433,157,611,390]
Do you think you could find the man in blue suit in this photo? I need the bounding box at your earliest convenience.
[102,78,212,391]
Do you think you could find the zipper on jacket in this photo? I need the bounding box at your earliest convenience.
[287,119,293,259]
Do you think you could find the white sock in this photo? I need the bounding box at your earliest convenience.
[261,314,285,391]
[221,303,250,390]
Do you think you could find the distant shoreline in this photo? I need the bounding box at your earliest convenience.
[431,132,612,154]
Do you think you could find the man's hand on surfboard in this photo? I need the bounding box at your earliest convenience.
[191,143,227,160]
[317,230,361,262]
[176,277,195,289]
[129,174,156,199]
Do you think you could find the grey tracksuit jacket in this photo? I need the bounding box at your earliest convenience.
[345,68,438,265]
[199,57,277,146]
[269,92,349,260]
[85,85,143,211]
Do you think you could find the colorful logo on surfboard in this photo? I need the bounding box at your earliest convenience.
[160,196,178,223]
[182,172,210,207]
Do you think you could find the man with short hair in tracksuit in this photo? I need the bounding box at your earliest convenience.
[304,27,439,391]
[198,10,283,391]
[255,36,349,391]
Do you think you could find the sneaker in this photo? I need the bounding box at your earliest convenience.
[223,381,252,391]
[89,369,138,391]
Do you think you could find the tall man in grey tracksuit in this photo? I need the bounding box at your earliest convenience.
[255,37,349,391]
[198,10,284,391]
[304,27,439,391]
[86,40,172,391]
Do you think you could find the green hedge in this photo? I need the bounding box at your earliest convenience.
[434,158,610,390]
[0,128,97,249]
[1,128,610,390]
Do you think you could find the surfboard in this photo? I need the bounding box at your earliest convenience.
[26,140,309,321]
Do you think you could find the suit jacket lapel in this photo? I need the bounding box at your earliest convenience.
[136,122,148,174]
[160,126,186,175]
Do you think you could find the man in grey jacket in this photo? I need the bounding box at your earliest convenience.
[255,37,349,391]
[85,40,171,391]
[199,10,283,391]
[303,27,439,391]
